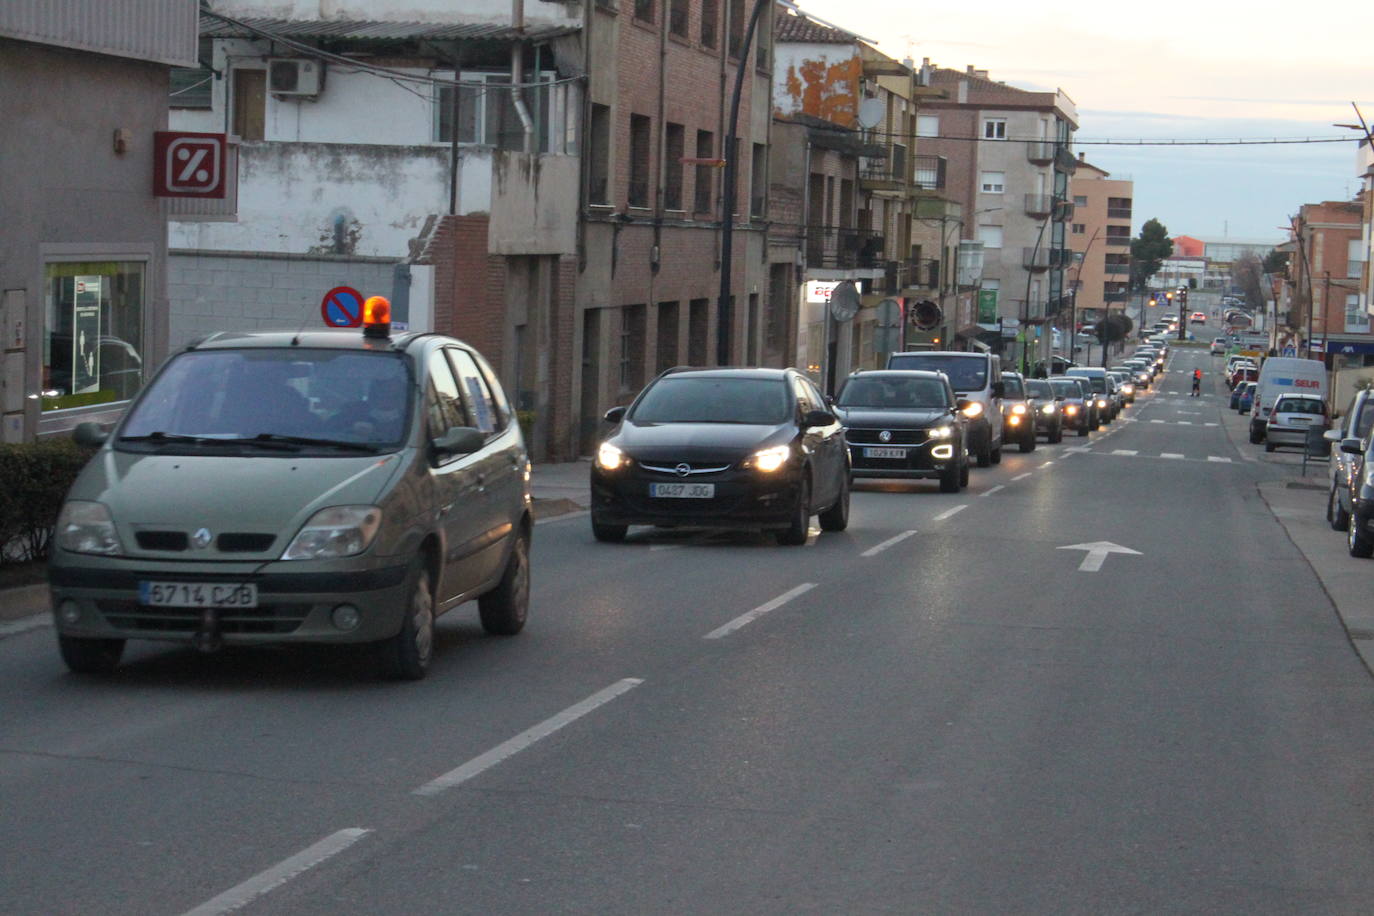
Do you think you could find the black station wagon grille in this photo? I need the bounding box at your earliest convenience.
[96,599,310,635]
[216,533,276,552]
[135,531,189,551]
[844,428,930,446]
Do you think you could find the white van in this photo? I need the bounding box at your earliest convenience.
[886,350,1004,466]
[1248,357,1327,443]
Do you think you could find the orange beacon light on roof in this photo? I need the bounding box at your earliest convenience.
[363,296,391,338]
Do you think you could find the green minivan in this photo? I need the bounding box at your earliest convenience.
[48,317,531,679]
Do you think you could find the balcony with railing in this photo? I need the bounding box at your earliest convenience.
[1026,140,1055,164]
[1055,145,1078,173]
[1023,247,1051,271]
[1107,207,1132,220]
[1025,193,1053,218]
[1104,260,1131,276]
[805,225,886,270]
[1104,231,1132,248]
[912,154,946,192]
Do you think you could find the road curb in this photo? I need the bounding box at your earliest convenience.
[0,582,48,630]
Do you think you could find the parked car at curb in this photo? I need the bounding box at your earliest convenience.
[1334,433,1374,557]
[831,370,970,491]
[1237,381,1257,413]
[1264,394,1327,453]
[590,367,850,546]
[1326,388,1374,531]
[49,310,533,680]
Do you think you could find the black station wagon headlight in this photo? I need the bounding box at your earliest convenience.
[596,442,626,471]
[282,506,382,560]
[55,500,123,556]
[743,444,791,472]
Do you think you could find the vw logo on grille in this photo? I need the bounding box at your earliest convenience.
[674,463,692,477]
[878,430,892,443]
[191,527,213,549]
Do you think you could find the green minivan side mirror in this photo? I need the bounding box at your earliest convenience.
[73,422,108,447]
[432,426,486,457]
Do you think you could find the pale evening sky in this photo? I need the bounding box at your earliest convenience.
[794,0,1374,244]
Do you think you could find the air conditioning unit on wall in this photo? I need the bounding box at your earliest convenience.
[268,59,324,97]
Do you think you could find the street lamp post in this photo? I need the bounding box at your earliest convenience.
[716,0,770,366]
[1021,213,1053,375]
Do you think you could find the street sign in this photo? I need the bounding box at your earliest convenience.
[829,281,860,322]
[320,286,365,328]
[153,131,227,198]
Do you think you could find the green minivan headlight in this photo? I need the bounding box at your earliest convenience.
[282,505,382,560]
[55,501,123,555]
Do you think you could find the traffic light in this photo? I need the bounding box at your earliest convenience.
[1148,296,1157,307]
[1165,291,1174,303]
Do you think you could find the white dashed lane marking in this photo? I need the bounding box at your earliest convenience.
[862,530,917,558]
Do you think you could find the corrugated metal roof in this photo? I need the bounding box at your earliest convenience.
[201,15,577,44]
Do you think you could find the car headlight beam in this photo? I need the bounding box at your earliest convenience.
[597,442,626,471]
[746,444,792,472]
[962,401,984,419]
[929,425,953,439]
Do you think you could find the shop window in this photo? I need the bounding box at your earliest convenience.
[42,261,146,411]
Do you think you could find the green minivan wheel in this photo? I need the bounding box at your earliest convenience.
[376,559,434,680]
[58,634,124,675]
[478,531,530,636]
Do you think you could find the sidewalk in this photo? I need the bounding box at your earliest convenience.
[0,461,594,630]
[1258,475,1374,676]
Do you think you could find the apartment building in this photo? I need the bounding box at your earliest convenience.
[919,65,1078,369]
[772,9,944,390]
[1280,200,1365,361]
[1067,155,1132,329]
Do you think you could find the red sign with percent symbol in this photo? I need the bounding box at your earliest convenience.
[320,286,365,328]
[153,131,227,199]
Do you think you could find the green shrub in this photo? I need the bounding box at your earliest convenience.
[0,439,96,565]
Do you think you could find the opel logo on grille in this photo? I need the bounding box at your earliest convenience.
[879,430,892,442]
[191,527,213,549]
[675,463,692,477]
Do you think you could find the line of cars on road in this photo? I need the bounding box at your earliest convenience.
[589,343,1169,546]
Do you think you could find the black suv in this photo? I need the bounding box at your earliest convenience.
[590,368,850,545]
[832,370,970,492]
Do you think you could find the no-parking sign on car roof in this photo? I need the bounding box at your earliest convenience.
[321,286,365,328]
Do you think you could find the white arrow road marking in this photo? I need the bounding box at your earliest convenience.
[1058,541,1142,572]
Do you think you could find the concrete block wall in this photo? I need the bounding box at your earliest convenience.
[167,252,395,351]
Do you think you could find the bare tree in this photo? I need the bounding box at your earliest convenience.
[1232,253,1266,312]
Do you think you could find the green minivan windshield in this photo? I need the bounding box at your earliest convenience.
[120,348,412,449]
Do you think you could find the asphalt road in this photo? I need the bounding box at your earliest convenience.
[4,333,1374,915]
